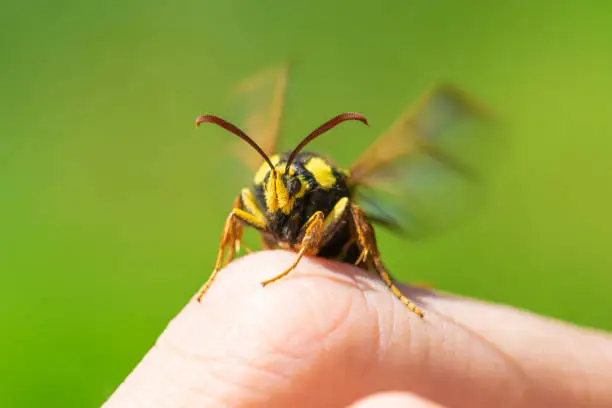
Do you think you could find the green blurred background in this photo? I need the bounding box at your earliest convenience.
[2,1,612,406]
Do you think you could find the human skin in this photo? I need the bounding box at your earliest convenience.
[103,250,612,408]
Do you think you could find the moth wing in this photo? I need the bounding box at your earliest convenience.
[228,62,290,171]
[350,84,500,238]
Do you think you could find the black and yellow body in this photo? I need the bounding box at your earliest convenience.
[193,63,494,318]
[252,151,355,259]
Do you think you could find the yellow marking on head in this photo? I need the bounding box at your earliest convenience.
[254,154,280,185]
[265,171,278,212]
[264,169,309,215]
[304,157,336,189]
[275,173,290,211]
[241,188,265,222]
[265,168,289,213]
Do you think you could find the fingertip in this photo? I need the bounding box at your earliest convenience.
[194,249,383,307]
[106,250,433,408]
[349,392,447,408]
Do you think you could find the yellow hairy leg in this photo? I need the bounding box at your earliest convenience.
[261,197,350,286]
[195,190,267,302]
[350,203,424,318]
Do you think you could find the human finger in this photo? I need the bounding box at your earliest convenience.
[104,250,612,408]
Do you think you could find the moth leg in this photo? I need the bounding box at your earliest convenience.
[354,247,369,266]
[240,242,254,254]
[219,189,267,269]
[195,190,267,301]
[350,203,424,318]
[261,197,350,286]
[238,187,267,254]
[260,211,324,286]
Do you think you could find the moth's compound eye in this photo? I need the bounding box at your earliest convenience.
[287,177,302,197]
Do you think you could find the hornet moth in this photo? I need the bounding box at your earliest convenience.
[194,63,494,318]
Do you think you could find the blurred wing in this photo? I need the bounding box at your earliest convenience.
[350,84,499,238]
[228,62,290,171]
